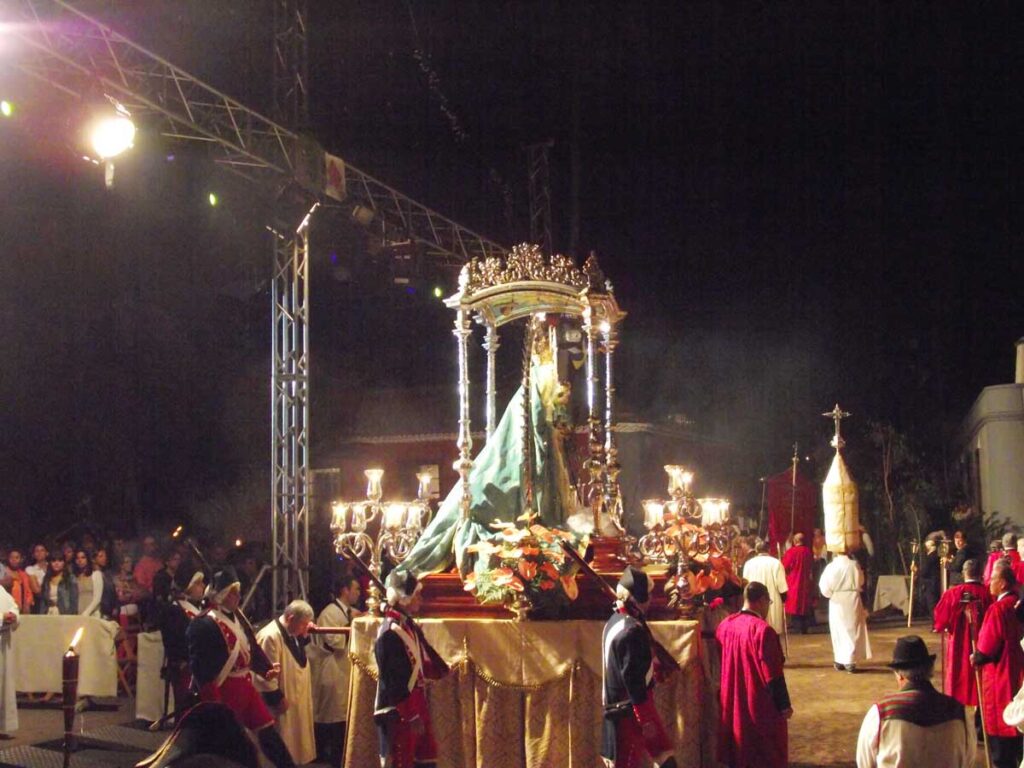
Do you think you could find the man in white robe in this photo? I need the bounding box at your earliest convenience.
[819,551,872,672]
[256,600,317,765]
[0,584,19,736]
[310,574,362,767]
[742,540,788,636]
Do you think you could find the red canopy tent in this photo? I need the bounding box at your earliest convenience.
[765,467,819,553]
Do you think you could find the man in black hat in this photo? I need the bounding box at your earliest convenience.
[601,565,677,768]
[186,567,295,767]
[855,635,974,767]
[374,569,449,768]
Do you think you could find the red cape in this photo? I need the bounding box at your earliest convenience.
[932,581,991,706]
[715,610,788,768]
[977,592,1024,737]
[781,544,815,616]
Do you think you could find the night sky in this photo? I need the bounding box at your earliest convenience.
[0,2,1019,535]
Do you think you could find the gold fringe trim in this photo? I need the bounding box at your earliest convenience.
[350,652,582,692]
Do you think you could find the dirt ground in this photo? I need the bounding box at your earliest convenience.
[784,617,981,767]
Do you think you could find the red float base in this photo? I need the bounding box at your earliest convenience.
[419,567,682,621]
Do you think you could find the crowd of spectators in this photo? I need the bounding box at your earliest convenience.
[0,530,273,628]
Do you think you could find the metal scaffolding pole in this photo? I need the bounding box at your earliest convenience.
[270,203,316,611]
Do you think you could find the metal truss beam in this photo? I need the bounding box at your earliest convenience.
[1,0,508,264]
[270,205,315,612]
[272,0,308,130]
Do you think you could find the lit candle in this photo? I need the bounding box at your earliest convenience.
[63,627,84,765]
[699,498,729,526]
[406,503,426,531]
[642,499,665,530]
[331,502,347,532]
[385,503,407,530]
[416,471,433,502]
[365,468,384,503]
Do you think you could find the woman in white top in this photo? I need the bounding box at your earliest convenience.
[72,550,104,617]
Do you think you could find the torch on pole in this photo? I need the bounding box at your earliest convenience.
[63,626,84,768]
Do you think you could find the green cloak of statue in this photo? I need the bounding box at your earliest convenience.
[399,353,578,576]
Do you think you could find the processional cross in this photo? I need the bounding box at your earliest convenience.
[822,404,851,449]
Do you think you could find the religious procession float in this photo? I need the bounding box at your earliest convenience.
[327,243,791,621]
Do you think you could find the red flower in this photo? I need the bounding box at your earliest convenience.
[539,562,559,581]
[507,577,525,592]
[519,560,538,580]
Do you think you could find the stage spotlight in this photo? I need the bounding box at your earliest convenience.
[208,192,219,207]
[0,100,12,118]
[88,108,135,160]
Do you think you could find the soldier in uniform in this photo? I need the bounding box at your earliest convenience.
[185,567,295,768]
[602,566,677,768]
[374,570,449,768]
[157,570,205,724]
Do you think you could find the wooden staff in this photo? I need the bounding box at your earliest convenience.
[907,540,919,628]
[964,592,992,768]
[777,542,790,657]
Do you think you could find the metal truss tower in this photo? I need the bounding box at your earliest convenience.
[270,205,315,611]
[527,140,554,255]
[271,0,311,612]
[3,0,507,614]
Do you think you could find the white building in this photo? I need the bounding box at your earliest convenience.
[958,339,1024,526]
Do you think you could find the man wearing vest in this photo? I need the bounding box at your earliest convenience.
[374,570,449,768]
[601,566,677,768]
[856,634,974,767]
[186,567,295,768]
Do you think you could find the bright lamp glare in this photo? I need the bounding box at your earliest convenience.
[89,114,135,159]
[0,100,12,118]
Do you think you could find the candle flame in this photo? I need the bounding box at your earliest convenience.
[172,525,183,539]
[235,539,243,547]
[69,626,84,651]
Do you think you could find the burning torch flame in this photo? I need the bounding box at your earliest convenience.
[68,627,84,652]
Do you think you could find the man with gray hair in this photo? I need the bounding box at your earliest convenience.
[856,635,974,767]
[256,599,317,764]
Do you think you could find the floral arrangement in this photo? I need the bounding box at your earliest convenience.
[463,520,587,616]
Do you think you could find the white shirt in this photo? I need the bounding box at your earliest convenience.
[856,692,975,768]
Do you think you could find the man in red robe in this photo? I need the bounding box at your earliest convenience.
[971,559,1024,768]
[932,557,991,706]
[983,533,1022,585]
[716,581,792,768]
[782,533,815,634]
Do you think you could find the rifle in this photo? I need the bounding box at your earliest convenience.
[337,545,448,676]
[182,536,275,676]
[558,540,680,675]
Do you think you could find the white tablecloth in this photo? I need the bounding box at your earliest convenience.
[136,631,175,722]
[873,574,911,615]
[13,615,119,697]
